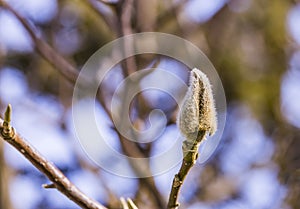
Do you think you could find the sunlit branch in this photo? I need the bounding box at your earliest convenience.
[0,105,107,209]
[167,131,206,209]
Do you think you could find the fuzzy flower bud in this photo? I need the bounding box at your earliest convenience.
[177,68,217,142]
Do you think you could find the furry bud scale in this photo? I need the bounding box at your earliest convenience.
[177,68,217,141]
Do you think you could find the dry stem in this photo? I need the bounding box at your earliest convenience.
[0,114,107,209]
[167,131,206,209]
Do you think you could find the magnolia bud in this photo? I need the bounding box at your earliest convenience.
[177,68,217,142]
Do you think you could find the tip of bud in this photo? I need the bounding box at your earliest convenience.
[4,104,12,124]
[177,68,217,141]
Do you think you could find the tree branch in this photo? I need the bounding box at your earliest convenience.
[0,105,107,209]
[167,131,206,209]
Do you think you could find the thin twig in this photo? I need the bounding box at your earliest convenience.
[0,106,107,209]
[42,183,56,189]
[167,131,206,209]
